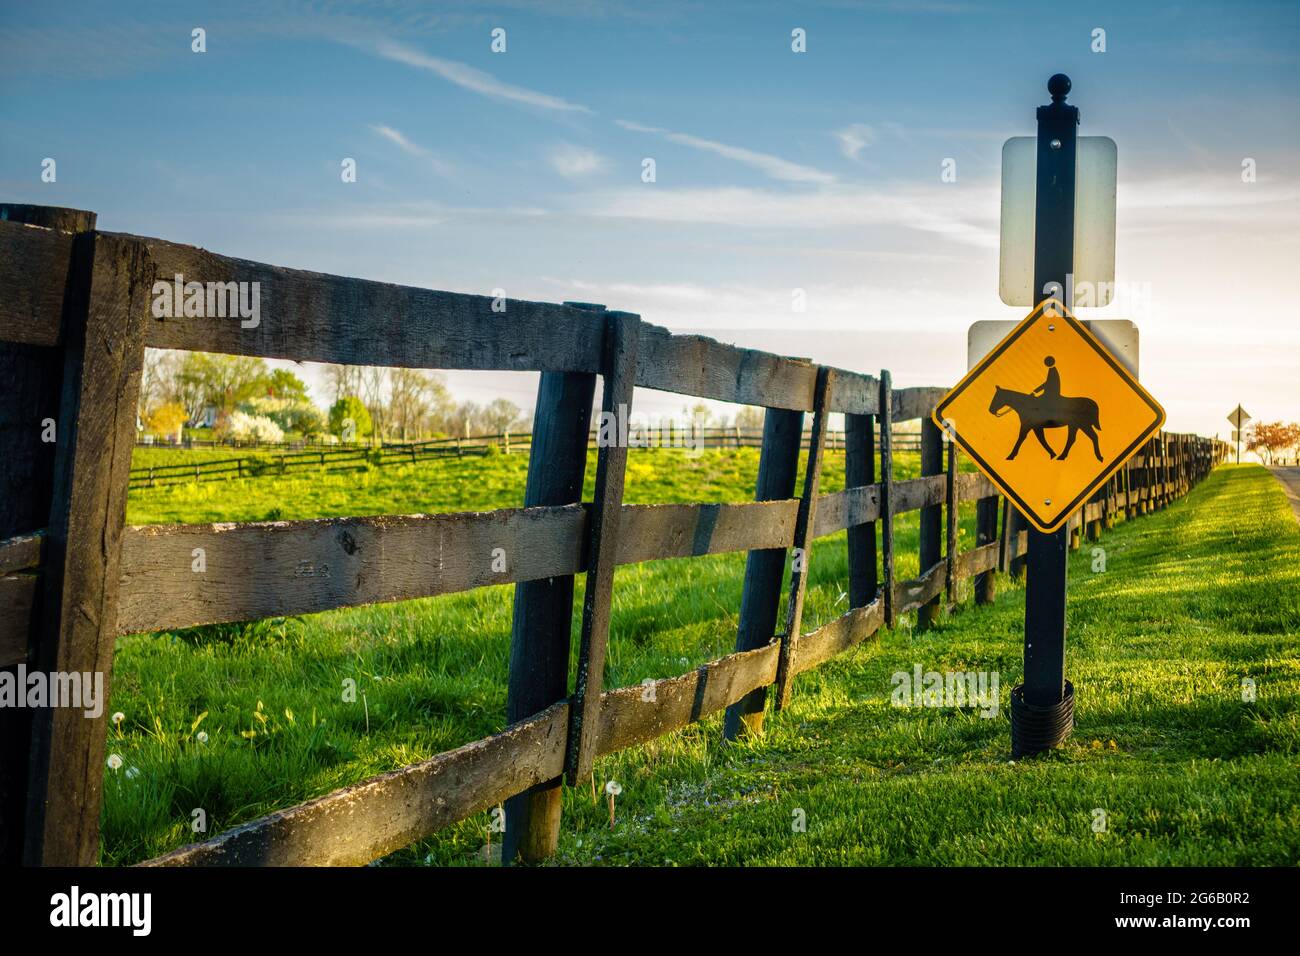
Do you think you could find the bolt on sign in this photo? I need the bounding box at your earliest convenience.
[934,299,1165,533]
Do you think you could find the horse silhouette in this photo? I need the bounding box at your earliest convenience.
[989,385,1103,462]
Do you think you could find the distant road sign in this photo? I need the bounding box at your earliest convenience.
[1232,429,1242,443]
[1000,136,1117,307]
[1227,405,1251,429]
[936,299,1165,533]
[969,319,1138,377]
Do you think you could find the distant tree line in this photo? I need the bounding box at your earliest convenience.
[137,349,529,444]
[137,350,776,445]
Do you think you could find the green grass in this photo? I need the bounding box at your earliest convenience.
[125,445,887,523]
[525,464,1298,867]
[103,457,1298,867]
[107,446,946,864]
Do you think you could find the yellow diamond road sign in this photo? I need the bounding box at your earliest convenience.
[934,299,1165,533]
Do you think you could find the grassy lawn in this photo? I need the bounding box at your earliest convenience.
[105,454,1297,867]
[107,445,955,865]
[525,464,1298,866]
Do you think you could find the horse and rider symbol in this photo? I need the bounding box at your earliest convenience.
[988,356,1104,462]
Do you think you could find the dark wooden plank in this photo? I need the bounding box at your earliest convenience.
[616,499,797,563]
[955,471,998,502]
[791,599,884,674]
[148,635,781,866]
[1006,527,1030,564]
[956,542,1000,582]
[567,311,640,785]
[723,405,803,740]
[813,484,879,537]
[503,324,599,865]
[0,217,80,348]
[975,494,999,605]
[0,575,36,668]
[116,497,802,635]
[879,371,896,628]
[844,411,877,607]
[125,233,825,412]
[891,386,946,423]
[636,324,814,411]
[998,498,1011,572]
[775,367,831,710]
[117,507,586,635]
[25,231,151,866]
[894,474,947,514]
[129,232,608,374]
[1007,506,1029,580]
[145,701,571,866]
[917,416,943,632]
[0,532,43,576]
[825,369,880,417]
[595,644,780,754]
[150,637,783,867]
[0,206,96,868]
[894,560,947,616]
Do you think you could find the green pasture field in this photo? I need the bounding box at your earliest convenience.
[104,453,1298,866]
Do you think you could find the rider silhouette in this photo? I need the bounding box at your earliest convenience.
[990,352,1104,463]
[1031,356,1061,406]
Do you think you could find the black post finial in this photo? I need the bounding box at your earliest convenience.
[1048,73,1071,102]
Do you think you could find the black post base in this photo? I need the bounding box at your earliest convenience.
[1010,680,1075,758]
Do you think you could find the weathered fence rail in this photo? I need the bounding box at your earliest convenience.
[0,204,1229,867]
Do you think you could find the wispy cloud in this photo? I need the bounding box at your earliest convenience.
[369,124,453,176]
[547,143,608,178]
[616,119,835,185]
[373,39,592,113]
[834,123,877,161]
[573,182,999,248]
[536,276,987,334]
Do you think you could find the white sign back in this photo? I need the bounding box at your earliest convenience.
[968,319,1138,377]
[1000,136,1117,307]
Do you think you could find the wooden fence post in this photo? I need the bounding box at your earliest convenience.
[774,368,832,710]
[0,204,97,866]
[879,371,896,629]
[1123,461,1134,520]
[844,409,877,608]
[1144,437,1155,512]
[1006,507,1028,581]
[1086,487,1102,542]
[722,401,804,741]
[975,494,999,605]
[917,415,943,630]
[25,232,152,865]
[502,303,601,865]
[565,311,640,785]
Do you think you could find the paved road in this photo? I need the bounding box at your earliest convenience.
[1270,467,1300,523]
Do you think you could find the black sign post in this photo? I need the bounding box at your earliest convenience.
[1011,74,1078,757]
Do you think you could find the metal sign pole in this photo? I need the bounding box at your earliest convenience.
[1013,74,1078,756]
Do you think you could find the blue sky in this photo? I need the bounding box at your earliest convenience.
[2,0,1297,436]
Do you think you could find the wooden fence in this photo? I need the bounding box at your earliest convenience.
[0,203,1229,866]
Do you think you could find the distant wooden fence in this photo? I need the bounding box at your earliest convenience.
[128,428,924,489]
[0,203,1229,866]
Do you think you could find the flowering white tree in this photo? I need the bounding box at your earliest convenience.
[216,411,285,443]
